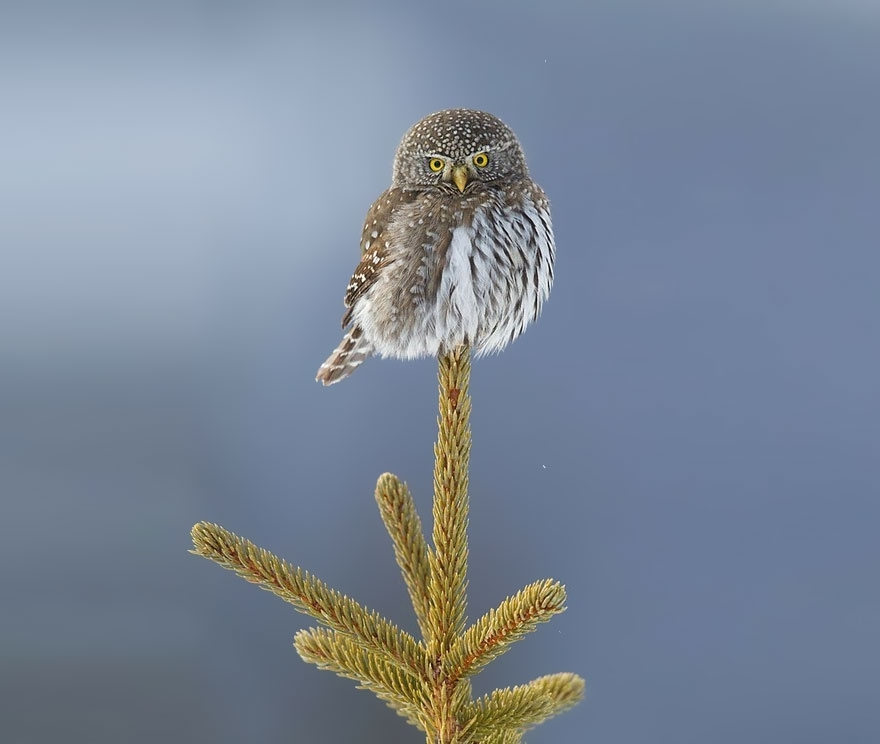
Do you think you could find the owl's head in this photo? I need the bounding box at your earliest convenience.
[392,109,529,193]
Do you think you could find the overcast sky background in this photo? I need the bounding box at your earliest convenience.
[2,1,879,742]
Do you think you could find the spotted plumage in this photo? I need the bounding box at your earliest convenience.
[317,109,555,385]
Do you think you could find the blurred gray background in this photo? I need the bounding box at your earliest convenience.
[2,1,879,742]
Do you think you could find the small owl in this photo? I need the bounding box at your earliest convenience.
[316,108,555,385]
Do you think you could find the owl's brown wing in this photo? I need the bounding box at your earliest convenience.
[341,187,408,328]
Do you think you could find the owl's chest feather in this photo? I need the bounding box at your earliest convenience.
[437,225,481,333]
[354,188,549,359]
[396,200,498,318]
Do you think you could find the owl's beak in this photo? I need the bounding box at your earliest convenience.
[452,165,469,192]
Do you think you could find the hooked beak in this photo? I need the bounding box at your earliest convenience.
[452,165,469,192]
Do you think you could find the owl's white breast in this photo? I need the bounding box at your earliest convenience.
[437,226,481,341]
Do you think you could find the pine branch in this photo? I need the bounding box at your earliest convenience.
[527,672,586,718]
[294,627,429,730]
[464,685,554,738]
[446,579,568,680]
[375,472,433,639]
[190,522,426,675]
[190,345,586,742]
[428,346,472,658]
[464,673,585,740]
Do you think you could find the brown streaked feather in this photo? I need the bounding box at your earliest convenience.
[316,326,373,386]
[341,187,410,328]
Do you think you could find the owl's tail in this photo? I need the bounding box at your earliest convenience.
[316,326,373,386]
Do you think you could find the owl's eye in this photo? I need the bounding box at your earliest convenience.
[428,158,445,172]
[472,152,489,168]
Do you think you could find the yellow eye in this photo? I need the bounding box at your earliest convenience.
[472,152,489,167]
[428,158,445,172]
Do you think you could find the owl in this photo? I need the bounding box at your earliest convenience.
[316,108,554,385]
